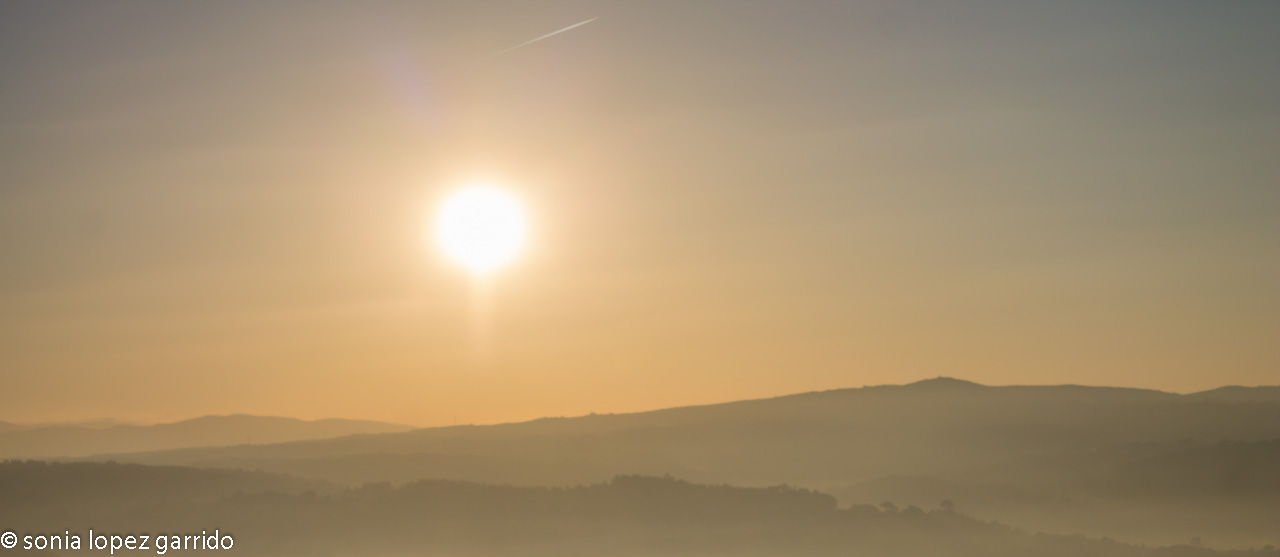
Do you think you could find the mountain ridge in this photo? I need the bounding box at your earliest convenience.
[82,378,1280,482]
[37,378,1280,549]
[0,414,417,460]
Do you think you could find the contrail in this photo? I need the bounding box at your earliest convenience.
[488,17,598,58]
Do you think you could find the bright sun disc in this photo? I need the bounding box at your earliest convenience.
[435,185,528,275]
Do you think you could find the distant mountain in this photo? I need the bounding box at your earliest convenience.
[901,376,988,390]
[95,379,1280,488]
[1186,386,1280,404]
[0,415,416,459]
[73,379,1280,548]
[0,418,134,433]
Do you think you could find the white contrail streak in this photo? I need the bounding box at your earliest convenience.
[488,17,598,58]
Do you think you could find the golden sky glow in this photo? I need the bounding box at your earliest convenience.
[0,1,1276,426]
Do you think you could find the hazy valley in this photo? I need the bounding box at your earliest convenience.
[6,378,1277,553]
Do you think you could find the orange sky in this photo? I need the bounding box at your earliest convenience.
[1,1,1277,426]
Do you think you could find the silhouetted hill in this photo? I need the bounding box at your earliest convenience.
[1113,439,1280,497]
[0,415,416,459]
[831,438,1280,549]
[81,379,1279,549]
[3,461,1273,557]
[0,418,133,432]
[903,376,988,390]
[99,379,1280,488]
[0,460,333,515]
[1186,386,1280,404]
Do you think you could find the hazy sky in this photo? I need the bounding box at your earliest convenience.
[2,0,1276,426]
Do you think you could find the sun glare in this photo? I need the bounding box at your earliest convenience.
[435,185,528,275]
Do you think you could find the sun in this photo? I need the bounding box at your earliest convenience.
[434,185,528,275]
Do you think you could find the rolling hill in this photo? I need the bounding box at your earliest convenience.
[74,378,1278,549]
[90,378,1280,489]
[3,461,1273,557]
[0,415,416,459]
